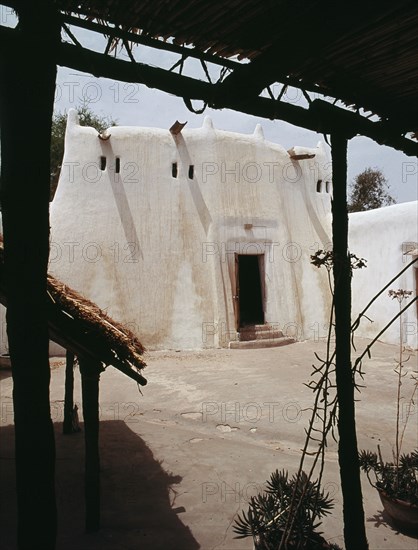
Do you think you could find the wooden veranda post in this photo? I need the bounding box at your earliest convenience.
[63,351,78,434]
[0,4,59,549]
[331,133,368,550]
[79,357,102,532]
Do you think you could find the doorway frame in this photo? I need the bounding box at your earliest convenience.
[234,252,265,330]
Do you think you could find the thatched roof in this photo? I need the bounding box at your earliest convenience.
[0,237,147,386]
[54,0,418,140]
[2,1,418,154]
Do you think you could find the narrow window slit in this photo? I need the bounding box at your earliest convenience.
[188,165,194,179]
[115,157,120,174]
[316,179,322,193]
[172,162,178,178]
[100,156,106,171]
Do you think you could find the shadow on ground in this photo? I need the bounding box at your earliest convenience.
[366,511,418,540]
[0,421,200,550]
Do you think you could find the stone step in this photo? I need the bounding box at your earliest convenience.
[239,324,278,333]
[229,337,295,350]
[239,329,284,341]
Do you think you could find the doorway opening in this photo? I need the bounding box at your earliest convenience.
[235,254,264,328]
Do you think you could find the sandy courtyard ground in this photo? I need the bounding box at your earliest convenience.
[0,338,417,549]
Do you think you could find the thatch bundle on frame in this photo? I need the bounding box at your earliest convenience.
[0,236,147,386]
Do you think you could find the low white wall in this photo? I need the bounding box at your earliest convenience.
[349,202,417,349]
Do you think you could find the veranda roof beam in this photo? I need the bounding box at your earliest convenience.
[61,13,240,71]
[53,32,418,157]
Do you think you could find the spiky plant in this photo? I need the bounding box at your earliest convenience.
[359,449,418,505]
[233,470,341,549]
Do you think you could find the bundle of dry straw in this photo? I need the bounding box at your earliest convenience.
[0,236,147,386]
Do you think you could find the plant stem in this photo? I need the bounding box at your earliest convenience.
[352,258,417,331]
[399,377,418,454]
[353,297,417,370]
[395,305,401,489]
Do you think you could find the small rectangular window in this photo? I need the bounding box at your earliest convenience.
[115,157,120,174]
[172,162,178,178]
[100,156,106,171]
[188,165,194,179]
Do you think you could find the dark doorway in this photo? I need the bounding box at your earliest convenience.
[236,254,264,327]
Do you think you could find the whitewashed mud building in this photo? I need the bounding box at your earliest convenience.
[1,111,416,351]
[48,110,335,350]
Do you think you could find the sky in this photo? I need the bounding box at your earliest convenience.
[1,6,418,203]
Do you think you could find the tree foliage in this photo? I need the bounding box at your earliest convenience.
[50,103,117,199]
[348,167,395,213]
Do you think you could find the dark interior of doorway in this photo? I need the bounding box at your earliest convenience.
[238,254,264,327]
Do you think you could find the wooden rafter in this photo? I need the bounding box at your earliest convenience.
[60,13,239,71]
[58,14,339,101]
[3,0,418,137]
[45,32,418,156]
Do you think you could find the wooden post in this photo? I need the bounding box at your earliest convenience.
[0,4,59,549]
[79,357,102,532]
[331,133,368,550]
[63,351,80,434]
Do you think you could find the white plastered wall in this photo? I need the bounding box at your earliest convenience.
[349,202,418,349]
[48,111,333,349]
[2,110,414,353]
[2,111,414,352]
